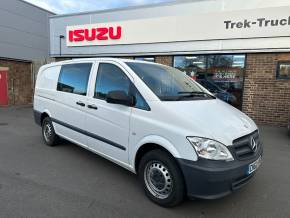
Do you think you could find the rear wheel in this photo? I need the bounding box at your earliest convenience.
[138,149,185,207]
[42,117,59,146]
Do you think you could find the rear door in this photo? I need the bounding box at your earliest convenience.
[0,68,8,106]
[84,61,132,164]
[52,62,94,147]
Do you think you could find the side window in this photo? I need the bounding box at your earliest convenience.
[37,66,60,90]
[95,63,130,100]
[57,63,92,95]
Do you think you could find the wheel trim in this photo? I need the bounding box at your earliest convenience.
[144,161,173,200]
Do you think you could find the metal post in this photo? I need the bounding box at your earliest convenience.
[59,35,65,56]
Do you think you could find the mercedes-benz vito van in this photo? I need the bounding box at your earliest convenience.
[34,58,262,207]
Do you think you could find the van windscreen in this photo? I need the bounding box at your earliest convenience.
[126,62,215,101]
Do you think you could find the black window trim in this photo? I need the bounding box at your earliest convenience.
[57,62,94,96]
[276,61,290,80]
[129,83,151,111]
[94,62,151,111]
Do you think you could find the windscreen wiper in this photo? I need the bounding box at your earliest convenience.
[178,91,216,99]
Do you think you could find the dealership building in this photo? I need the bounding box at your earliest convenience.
[49,0,290,126]
[0,0,53,106]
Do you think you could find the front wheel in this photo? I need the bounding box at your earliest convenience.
[138,149,185,207]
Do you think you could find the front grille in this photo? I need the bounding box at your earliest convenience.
[232,130,260,160]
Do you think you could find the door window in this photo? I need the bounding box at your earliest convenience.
[95,63,150,110]
[57,63,92,95]
[131,86,150,111]
[95,63,130,100]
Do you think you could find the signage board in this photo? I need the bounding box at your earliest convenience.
[66,6,290,47]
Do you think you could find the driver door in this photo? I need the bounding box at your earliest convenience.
[85,61,132,164]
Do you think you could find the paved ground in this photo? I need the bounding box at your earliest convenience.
[0,106,289,218]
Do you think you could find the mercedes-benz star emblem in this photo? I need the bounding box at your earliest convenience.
[250,137,258,152]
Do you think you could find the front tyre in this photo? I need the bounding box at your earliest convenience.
[42,117,59,146]
[138,150,185,207]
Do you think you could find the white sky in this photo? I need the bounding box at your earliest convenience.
[23,0,174,14]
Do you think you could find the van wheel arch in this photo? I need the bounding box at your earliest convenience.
[135,143,178,174]
[40,112,49,125]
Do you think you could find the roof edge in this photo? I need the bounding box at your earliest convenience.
[18,0,56,15]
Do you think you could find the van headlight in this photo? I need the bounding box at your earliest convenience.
[187,137,234,161]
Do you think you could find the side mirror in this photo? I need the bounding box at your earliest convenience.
[106,90,134,106]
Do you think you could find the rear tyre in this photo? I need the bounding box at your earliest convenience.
[138,149,185,207]
[42,117,59,146]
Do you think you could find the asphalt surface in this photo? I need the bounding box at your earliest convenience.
[0,106,289,218]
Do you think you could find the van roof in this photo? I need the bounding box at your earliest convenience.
[44,57,160,68]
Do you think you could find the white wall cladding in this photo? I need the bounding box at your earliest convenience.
[0,0,54,61]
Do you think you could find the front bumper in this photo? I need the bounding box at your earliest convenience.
[177,145,263,200]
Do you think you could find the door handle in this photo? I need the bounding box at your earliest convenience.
[76,101,85,107]
[87,104,98,110]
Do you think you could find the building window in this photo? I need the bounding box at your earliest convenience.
[174,56,206,79]
[134,57,155,62]
[57,63,92,95]
[276,61,290,80]
[173,54,246,109]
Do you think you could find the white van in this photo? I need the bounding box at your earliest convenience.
[34,58,262,207]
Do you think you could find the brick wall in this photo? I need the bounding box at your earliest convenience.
[243,53,290,126]
[0,59,32,105]
[155,56,173,66]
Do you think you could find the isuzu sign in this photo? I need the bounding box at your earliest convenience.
[68,26,122,42]
[66,23,126,46]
